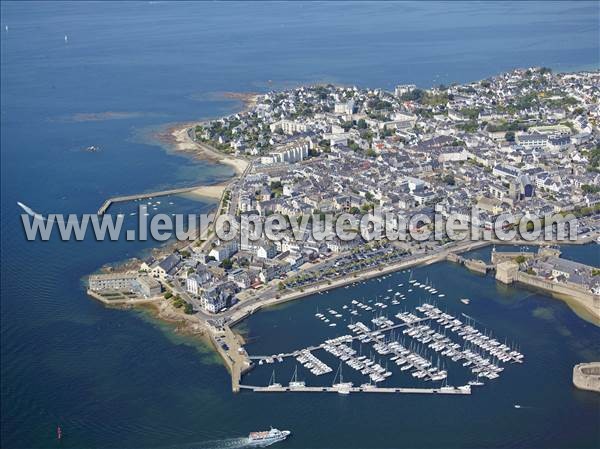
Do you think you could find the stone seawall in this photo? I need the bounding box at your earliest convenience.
[494,262,600,322]
[515,272,600,319]
[491,251,535,264]
[573,362,600,393]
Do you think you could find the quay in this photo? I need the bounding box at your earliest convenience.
[97,185,206,215]
[224,239,493,328]
[238,385,471,395]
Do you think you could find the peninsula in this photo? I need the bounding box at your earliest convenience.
[88,67,600,391]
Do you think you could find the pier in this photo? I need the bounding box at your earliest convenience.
[243,297,525,394]
[97,185,206,215]
[248,317,430,361]
[238,385,471,395]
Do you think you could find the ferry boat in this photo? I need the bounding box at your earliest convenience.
[248,428,291,446]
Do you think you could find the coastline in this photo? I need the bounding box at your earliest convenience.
[165,124,249,176]
[226,238,599,328]
[87,85,600,390]
[156,91,259,177]
[89,228,599,391]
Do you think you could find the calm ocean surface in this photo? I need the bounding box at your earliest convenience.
[1,2,599,448]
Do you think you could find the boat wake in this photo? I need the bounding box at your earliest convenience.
[152,437,262,449]
[195,437,252,449]
[461,312,482,325]
[17,201,66,223]
[514,404,536,410]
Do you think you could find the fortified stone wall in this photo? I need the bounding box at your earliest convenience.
[495,261,519,284]
[491,251,535,264]
[515,272,599,310]
[573,362,600,393]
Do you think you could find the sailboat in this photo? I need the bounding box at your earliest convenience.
[266,369,282,389]
[289,365,305,389]
[332,361,353,394]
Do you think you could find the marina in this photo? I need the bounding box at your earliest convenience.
[244,272,525,395]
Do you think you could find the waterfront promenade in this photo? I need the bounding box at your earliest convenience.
[224,239,491,327]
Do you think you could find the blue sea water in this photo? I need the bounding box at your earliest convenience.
[1,2,599,448]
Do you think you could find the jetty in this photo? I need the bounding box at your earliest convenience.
[238,385,471,395]
[97,185,205,215]
[248,317,430,361]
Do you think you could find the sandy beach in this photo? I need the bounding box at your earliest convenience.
[168,125,248,175]
[187,183,227,200]
[160,91,259,176]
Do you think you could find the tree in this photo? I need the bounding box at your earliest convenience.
[505,131,515,142]
[457,121,478,133]
[443,174,455,186]
[357,118,367,129]
[400,89,425,102]
[183,303,194,314]
[361,203,373,212]
[515,255,526,264]
[220,258,233,270]
[582,184,600,194]
[308,148,320,157]
[589,145,600,169]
